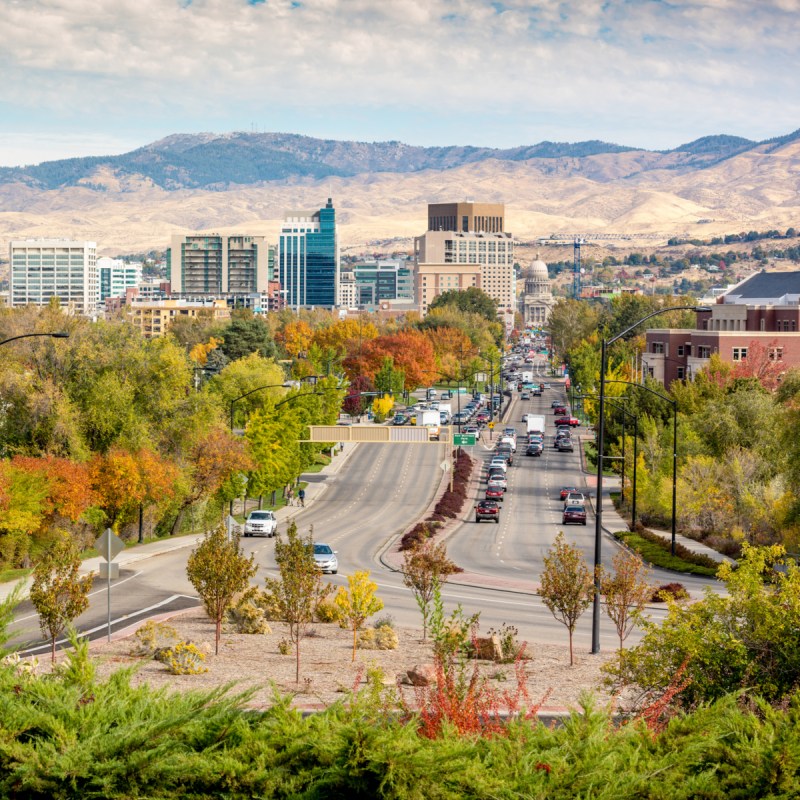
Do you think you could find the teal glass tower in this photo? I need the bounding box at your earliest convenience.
[278,198,339,309]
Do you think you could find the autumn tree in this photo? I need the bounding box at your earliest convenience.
[428,287,498,322]
[599,549,652,652]
[264,520,332,681]
[539,532,594,665]
[402,539,459,640]
[277,319,313,358]
[335,570,384,662]
[186,524,257,655]
[29,536,93,662]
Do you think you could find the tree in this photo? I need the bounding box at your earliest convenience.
[264,520,332,681]
[599,549,651,651]
[186,524,257,655]
[374,356,405,397]
[29,536,92,662]
[402,539,459,640]
[335,570,384,661]
[539,532,593,665]
[428,287,498,322]
[217,313,276,362]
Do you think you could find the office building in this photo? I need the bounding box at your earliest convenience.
[167,235,271,294]
[279,198,339,309]
[348,258,415,306]
[644,270,800,387]
[97,257,142,301]
[9,239,98,315]
[427,202,505,234]
[414,226,515,316]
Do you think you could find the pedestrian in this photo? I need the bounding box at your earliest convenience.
[286,486,294,506]
[298,488,306,507]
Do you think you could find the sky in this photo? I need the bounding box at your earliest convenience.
[1,0,799,167]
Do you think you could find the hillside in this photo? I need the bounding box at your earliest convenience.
[0,130,799,256]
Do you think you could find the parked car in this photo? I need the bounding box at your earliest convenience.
[560,486,578,500]
[243,510,278,537]
[475,499,501,523]
[313,543,338,573]
[562,505,587,525]
[525,442,543,456]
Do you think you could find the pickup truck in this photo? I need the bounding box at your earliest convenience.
[555,416,580,427]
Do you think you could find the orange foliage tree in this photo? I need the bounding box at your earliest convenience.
[277,319,314,358]
[424,327,477,378]
[344,330,436,390]
[312,317,378,358]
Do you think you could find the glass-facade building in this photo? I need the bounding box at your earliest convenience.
[279,198,339,309]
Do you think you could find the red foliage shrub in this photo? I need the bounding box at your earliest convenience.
[650,582,689,602]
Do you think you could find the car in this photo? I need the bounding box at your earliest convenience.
[243,510,278,537]
[487,476,507,491]
[441,391,451,399]
[503,427,517,438]
[555,416,580,427]
[485,486,505,501]
[488,458,508,473]
[475,499,501,523]
[499,436,516,452]
[525,442,543,456]
[494,448,513,465]
[392,414,407,425]
[312,543,338,573]
[521,413,528,422]
[562,505,587,525]
[560,486,578,500]
[476,411,490,423]
[564,492,585,507]
[463,424,479,435]
[557,438,574,452]
[543,383,552,390]
[551,400,563,408]
[487,470,506,485]
[553,406,567,415]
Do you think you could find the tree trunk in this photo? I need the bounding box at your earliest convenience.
[296,638,301,683]
[215,616,221,655]
[352,626,357,661]
[170,507,187,536]
[51,636,56,664]
[568,629,574,666]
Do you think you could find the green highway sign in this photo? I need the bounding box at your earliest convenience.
[453,434,476,446]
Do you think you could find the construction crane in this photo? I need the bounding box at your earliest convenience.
[537,233,667,299]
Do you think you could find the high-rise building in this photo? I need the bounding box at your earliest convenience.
[167,235,271,294]
[279,198,339,309]
[414,222,515,316]
[427,202,505,234]
[9,239,98,315]
[348,258,415,306]
[97,257,142,301]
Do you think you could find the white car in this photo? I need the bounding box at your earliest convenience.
[488,458,508,473]
[313,543,338,574]
[243,510,277,537]
[499,436,516,452]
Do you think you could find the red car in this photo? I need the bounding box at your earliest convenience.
[562,505,587,525]
[555,416,580,427]
[485,486,505,501]
[560,486,578,500]
[475,500,501,523]
[553,406,567,415]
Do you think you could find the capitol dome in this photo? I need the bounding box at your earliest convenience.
[526,255,549,278]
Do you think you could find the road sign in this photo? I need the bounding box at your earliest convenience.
[488,422,495,429]
[95,528,125,561]
[453,434,476,446]
[440,460,451,472]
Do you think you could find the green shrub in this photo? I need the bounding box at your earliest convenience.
[226,599,271,634]
[130,620,180,657]
[164,642,208,675]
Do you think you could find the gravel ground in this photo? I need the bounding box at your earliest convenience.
[75,608,617,714]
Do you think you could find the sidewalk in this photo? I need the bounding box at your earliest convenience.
[0,442,360,604]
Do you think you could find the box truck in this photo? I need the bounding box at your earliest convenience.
[416,409,441,440]
[526,415,546,437]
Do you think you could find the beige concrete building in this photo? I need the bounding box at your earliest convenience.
[519,254,555,328]
[414,229,514,316]
[128,298,231,339]
[427,202,505,234]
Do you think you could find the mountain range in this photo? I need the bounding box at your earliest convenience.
[1,130,799,255]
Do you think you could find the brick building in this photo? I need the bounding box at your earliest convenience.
[644,270,800,386]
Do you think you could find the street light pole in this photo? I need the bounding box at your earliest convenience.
[0,331,69,347]
[592,305,707,654]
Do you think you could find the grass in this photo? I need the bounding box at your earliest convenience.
[615,530,719,577]
[582,441,617,477]
[0,567,32,584]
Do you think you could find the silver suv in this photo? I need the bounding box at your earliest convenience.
[243,510,277,537]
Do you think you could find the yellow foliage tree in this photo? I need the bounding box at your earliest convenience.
[371,394,394,422]
[334,570,384,661]
[189,337,223,366]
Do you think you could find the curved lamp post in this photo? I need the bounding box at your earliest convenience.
[0,331,69,347]
[592,305,709,654]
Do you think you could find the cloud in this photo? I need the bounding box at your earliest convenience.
[0,0,798,160]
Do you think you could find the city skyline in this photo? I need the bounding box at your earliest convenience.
[1,0,798,167]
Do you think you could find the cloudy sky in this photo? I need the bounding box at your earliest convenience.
[1,0,798,166]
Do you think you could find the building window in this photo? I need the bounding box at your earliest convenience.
[732,347,748,361]
[702,319,708,330]
[677,345,684,357]
[684,344,692,356]
[651,342,665,354]
[769,347,784,361]
[677,367,685,379]
[698,346,711,359]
